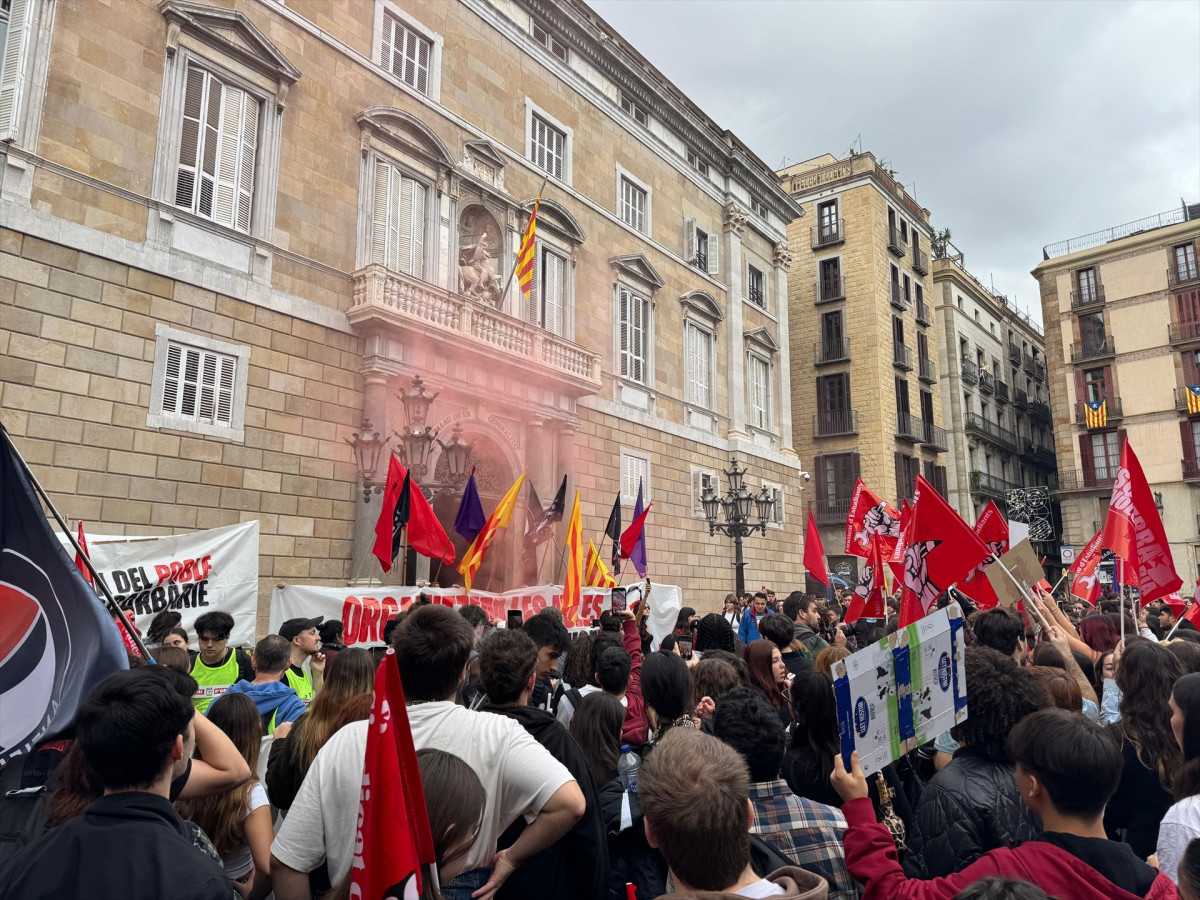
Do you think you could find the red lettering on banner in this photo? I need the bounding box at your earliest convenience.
[360,597,380,643]
[154,564,171,585]
[343,598,360,644]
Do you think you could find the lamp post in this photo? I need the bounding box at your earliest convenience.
[701,457,775,598]
[345,420,388,503]
[392,376,474,497]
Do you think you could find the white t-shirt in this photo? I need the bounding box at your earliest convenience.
[222,783,269,880]
[271,702,575,883]
[737,879,787,897]
[555,683,627,726]
[1158,794,1200,884]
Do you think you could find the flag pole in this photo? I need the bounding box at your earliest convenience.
[987,552,1053,632]
[0,423,153,661]
[498,176,550,304]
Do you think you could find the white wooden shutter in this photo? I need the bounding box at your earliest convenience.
[0,0,32,142]
[370,160,391,265]
[543,250,564,336]
[408,176,424,278]
[684,216,696,263]
[527,242,542,325]
[395,172,413,273]
[706,231,719,275]
[198,74,220,218]
[180,346,201,417]
[213,85,245,228]
[236,95,259,232]
[162,343,184,416]
[380,13,395,70]
[199,353,218,420]
[618,286,629,377]
[175,66,207,210]
[215,355,235,425]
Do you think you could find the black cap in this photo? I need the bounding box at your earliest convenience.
[280,616,323,642]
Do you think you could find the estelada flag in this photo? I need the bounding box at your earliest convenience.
[459,471,526,591]
[1188,385,1200,416]
[956,501,1008,611]
[845,536,887,624]
[844,479,901,560]
[1084,399,1107,429]
[899,475,991,627]
[349,650,435,900]
[1070,529,1105,604]
[585,540,617,588]
[561,491,584,625]
[0,423,128,764]
[804,508,829,587]
[1102,441,1182,604]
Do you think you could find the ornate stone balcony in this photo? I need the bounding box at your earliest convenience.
[348,265,602,396]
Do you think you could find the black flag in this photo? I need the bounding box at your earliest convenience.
[604,494,622,574]
[526,476,567,548]
[391,472,411,564]
[0,424,127,764]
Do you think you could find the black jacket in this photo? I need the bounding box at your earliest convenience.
[903,745,1041,878]
[265,717,307,811]
[597,776,668,900]
[0,792,231,900]
[480,703,608,900]
[1103,734,1174,860]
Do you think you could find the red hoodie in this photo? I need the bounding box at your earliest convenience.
[620,619,648,745]
[841,797,1179,900]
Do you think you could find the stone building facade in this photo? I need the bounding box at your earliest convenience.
[932,249,1056,522]
[0,0,807,633]
[1034,204,1200,583]
[778,151,947,586]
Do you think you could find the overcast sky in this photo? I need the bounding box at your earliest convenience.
[589,0,1200,324]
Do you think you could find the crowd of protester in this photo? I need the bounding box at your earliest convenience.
[7,583,1200,900]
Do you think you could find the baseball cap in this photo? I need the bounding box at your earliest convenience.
[280,616,323,642]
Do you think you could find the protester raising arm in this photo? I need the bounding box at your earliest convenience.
[621,608,648,746]
[1045,625,1098,707]
[176,707,252,800]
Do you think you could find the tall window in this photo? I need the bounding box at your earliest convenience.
[821,310,844,357]
[685,322,713,409]
[1176,244,1198,282]
[620,176,646,232]
[618,286,650,384]
[1092,431,1120,479]
[1077,266,1099,303]
[620,449,650,504]
[370,159,425,277]
[175,65,260,232]
[817,200,839,241]
[895,376,911,417]
[1083,367,1106,403]
[529,114,565,178]
[819,258,841,301]
[747,265,765,307]
[381,13,432,93]
[748,355,770,429]
[529,246,566,335]
[1079,312,1107,353]
[818,373,850,416]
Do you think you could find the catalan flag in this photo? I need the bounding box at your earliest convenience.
[457,470,526,591]
[1188,385,1200,415]
[585,539,617,588]
[561,490,584,624]
[515,197,540,303]
[1084,399,1107,429]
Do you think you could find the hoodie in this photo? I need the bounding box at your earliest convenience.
[842,796,1178,900]
[220,679,306,732]
[666,866,829,900]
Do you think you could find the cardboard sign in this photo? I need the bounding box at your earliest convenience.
[833,603,968,776]
[985,539,1045,610]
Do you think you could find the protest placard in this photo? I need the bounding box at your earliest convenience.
[985,539,1046,610]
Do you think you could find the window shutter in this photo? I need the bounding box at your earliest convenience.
[180,347,201,417]
[371,160,391,265]
[1178,289,1200,325]
[216,355,235,425]
[1073,369,1085,406]
[851,451,861,482]
[813,456,827,504]
[543,250,564,336]
[1117,428,1127,452]
[408,176,425,278]
[175,66,207,211]
[0,0,32,142]
[1102,365,1113,404]
[618,286,629,376]
[199,352,217,420]
[163,343,184,415]
[415,29,431,94]
[706,231,719,275]
[1186,352,1200,386]
[395,174,413,274]
[1182,421,1197,466]
[1079,434,1095,486]
[684,217,696,262]
[381,13,394,69]
[894,452,904,501]
[213,84,245,228]
[237,96,259,232]
[527,242,542,325]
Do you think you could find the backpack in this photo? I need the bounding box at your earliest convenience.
[0,740,70,868]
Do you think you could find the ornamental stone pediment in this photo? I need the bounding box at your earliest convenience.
[610,254,664,290]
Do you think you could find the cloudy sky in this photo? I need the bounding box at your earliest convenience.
[590,0,1200,324]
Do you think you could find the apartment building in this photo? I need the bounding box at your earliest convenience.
[933,247,1058,561]
[779,152,947,584]
[0,0,807,628]
[1034,203,1200,580]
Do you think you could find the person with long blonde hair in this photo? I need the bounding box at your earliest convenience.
[175,693,272,899]
[265,647,375,811]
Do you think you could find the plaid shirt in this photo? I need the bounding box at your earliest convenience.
[748,778,858,900]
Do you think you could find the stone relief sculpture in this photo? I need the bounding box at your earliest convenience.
[458,205,504,306]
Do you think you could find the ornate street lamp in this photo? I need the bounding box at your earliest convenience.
[437,423,472,488]
[345,419,388,503]
[701,457,775,598]
[390,376,475,496]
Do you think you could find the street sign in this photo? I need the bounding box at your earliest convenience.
[1060,546,1075,564]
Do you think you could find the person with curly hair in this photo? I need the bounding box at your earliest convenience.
[903,648,1048,878]
[1104,639,1184,859]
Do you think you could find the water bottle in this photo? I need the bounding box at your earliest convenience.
[617,744,640,794]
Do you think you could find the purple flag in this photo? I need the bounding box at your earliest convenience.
[453,471,486,545]
[631,480,648,578]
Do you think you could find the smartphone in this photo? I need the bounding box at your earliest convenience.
[506,609,524,630]
[611,586,627,614]
[677,636,693,660]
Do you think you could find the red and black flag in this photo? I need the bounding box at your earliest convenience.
[604,494,622,574]
[372,455,410,573]
[0,424,127,764]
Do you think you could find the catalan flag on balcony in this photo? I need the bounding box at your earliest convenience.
[585,539,617,588]
[515,197,540,302]
[1084,399,1107,429]
[1188,385,1200,415]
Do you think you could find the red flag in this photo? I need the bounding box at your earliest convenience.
[899,476,990,627]
[804,509,829,587]
[887,498,911,586]
[846,536,887,623]
[1069,529,1104,603]
[74,522,94,588]
[844,479,902,560]
[405,474,455,565]
[620,502,653,560]
[1102,442,1182,604]
[1162,593,1185,615]
[350,651,435,899]
[956,501,1008,611]
[1184,601,1200,628]
[372,455,408,573]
